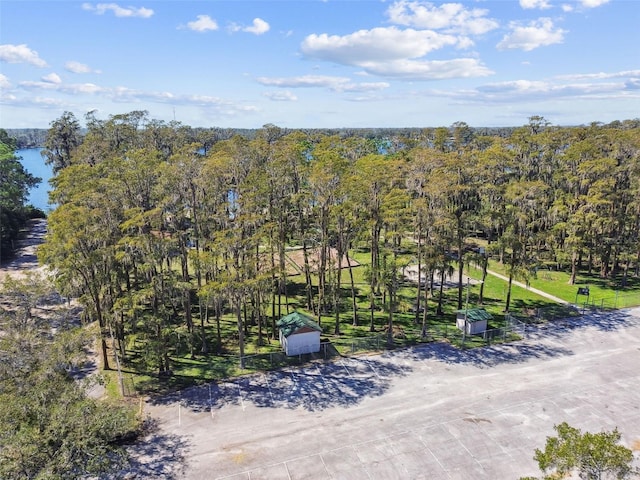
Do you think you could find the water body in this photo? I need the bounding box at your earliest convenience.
[16,148,53,212]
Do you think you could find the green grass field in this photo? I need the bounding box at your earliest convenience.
[120,244,640,394]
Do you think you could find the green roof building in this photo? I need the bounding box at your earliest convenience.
[277,311,322,356]
[456,308,492,335]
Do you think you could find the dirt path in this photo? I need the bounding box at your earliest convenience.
[0,219,106,399]
[0,218,48,282]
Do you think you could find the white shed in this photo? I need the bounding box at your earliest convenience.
[277,311,323,356]
[456,308,492,335]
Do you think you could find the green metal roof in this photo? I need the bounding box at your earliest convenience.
[276,311,322,338]
[456,308,493,323]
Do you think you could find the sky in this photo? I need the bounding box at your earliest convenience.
[0,0,639,129]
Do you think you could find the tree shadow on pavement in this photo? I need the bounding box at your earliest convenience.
[150,357,410,413]
[384,339,573,369]
[565,309,640,331]
[104,420,189,480]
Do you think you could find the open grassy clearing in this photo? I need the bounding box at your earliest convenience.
[479,258,640,308]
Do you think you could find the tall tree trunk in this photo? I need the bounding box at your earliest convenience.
[269,235,277,337]
[215,299,222,352]
[92,288,111,371]
[387,252,397,346]
[318,206,329,321]
[479,255,488,305]
[421,269,429,338]
[569,249,578,285]
[437,268,445,316]
[200,297,208,354]
[505,251,516,312]
[457,217,464,310]
[347,250,358,326]
[236,299,245,369]
[415,231,422,325]
[302,239,314,312]
[600,244,611,278]
[334,230,343,335]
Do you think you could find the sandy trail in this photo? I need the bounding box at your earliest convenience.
[0,218,48,282]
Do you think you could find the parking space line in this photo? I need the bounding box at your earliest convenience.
[364,358,381,379]
[263,373,275,404]
[318,453,331,477]
[237,380,246,411]
[209,384,215,419]
[423,443,452,479]
[341,359,353,377]
[456,436,485,471]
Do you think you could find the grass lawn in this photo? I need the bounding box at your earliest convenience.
[482,260,640,308]
[118,243,640,395]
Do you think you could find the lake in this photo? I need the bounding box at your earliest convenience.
[16,148,53,212]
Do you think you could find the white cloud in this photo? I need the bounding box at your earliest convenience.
[186,15,218,32]
[0,74,11,89]
[302,27,459,64]
[301,27,492,80]
[65,61,101,74]
[0,93,66,109]
[244,18,270,35]
[81,3,153,18]
[580,0,610,7]
[520,0,552,9]
[11,77,258,118]
[557,70,640,81]
[19,80,104,95]
[0,44,48,67]
[341,82,391,92]
[475,79,625,100]
[229,18,270,35]
[360,58,493,80]
[258,75,350,89]
[386,1,499,35]
[562,0,609,11]
[257,75,390,92]
[497,18,566,51]
[264,91,298,101]
[438,69,640,105]
[42,73,62,84]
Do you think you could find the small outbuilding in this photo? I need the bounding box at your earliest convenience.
[456,308,492,335]
[277,311,323,356]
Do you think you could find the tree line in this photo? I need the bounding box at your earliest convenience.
[37,111,640,373]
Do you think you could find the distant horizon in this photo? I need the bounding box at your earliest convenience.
[2,1,639,129]
[4,116,639,132]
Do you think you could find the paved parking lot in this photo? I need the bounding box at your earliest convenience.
[137,308,640,479]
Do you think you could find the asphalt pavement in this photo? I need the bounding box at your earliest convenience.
[134,308,640,480]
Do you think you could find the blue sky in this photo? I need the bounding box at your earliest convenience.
[1,0,638,129]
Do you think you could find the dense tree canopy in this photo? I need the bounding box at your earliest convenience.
[38,113,640,373]
[0,274,140,479]
[521,422,638,480]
